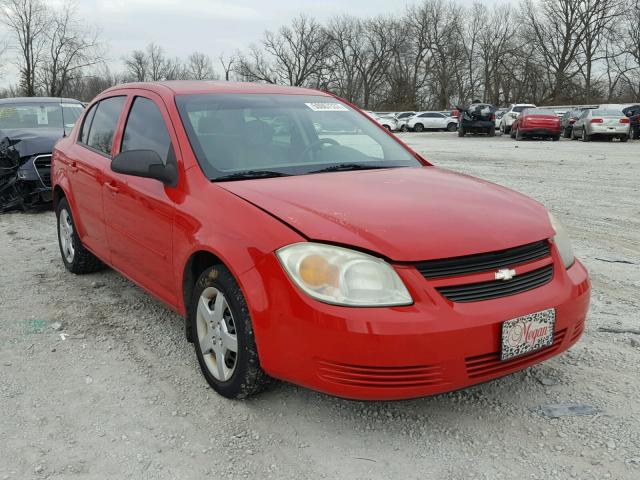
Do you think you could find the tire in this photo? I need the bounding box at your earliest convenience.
[414,123,424,132]
[56,198,104,274]
[571,127,578,140]
[189,264,269,399]
[581,128,590,142]
[488,126,496,137]
[446,122,457,132]
[504,125,511,134]
[382,124,391,131]
[620,135,628,143]
[552,135,560,141]
[400,124,408,132]
[515,128,523,141]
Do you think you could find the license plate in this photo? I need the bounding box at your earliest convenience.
[501,309,556,361]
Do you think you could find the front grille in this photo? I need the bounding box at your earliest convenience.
[33,155,52,187]
[465,328,567,379]
[316,360,448,389]
[436,264,553,303]
[416,241,550,279]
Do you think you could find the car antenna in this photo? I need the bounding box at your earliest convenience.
[60,99,67,137]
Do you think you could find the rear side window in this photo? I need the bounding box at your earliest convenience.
[79,103,97,143]
[86,96,126,155]
[121,97,172,164]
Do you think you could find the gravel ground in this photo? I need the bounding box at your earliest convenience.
[1,132,638,480]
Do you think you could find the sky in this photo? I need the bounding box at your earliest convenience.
[0,0,501,86]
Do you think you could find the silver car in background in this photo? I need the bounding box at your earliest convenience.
[571,108,630,142]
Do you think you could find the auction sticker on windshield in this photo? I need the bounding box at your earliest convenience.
[305,103,349,112]
[501,309,555,361]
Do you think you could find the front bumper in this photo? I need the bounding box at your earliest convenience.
[243,249,590,400]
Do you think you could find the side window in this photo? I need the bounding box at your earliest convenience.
[419,113,429,118]
[86,96,126,155]
[121,97,172,164]
[79,103,97,144]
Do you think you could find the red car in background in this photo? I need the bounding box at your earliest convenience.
[510,108,562,141]
[51,82,589,400]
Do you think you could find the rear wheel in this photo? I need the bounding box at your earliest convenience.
[515,128,523,141]
[190,264,269,399]
[56,198,103,274]
[446,122,457,132]
[620,135,628,143]
[414,123,424,132]
[552,134,560,141]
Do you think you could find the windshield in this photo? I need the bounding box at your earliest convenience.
[176,94,420,180]
[0,102,84,130]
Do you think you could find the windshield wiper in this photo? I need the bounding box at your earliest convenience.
[213,170,292,181]
[308,163,396,174]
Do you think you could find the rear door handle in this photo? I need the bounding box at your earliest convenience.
[69,161,78,173]
[104,182,119,194]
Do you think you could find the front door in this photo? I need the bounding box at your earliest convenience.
[68,96,127,260]
[102,93,178,306]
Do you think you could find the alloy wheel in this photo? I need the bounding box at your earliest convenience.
[196,287,238,382]
[59,209,75,263]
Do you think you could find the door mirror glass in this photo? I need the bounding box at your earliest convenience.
[111,149,177,187]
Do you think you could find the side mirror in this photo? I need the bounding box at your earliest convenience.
[111,150,177,187]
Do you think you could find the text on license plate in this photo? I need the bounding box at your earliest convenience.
[501,308,556,361]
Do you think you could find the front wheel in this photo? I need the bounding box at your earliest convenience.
[414,123,424,133]
[190,264,269,399]
[400,124,408,132]
[446,122,457,132]
[56,198,103,274]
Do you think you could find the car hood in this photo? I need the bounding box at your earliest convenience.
[219,167,554,262]
[0,128,64,158]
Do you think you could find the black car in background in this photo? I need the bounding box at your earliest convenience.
[0,97,84,211]
[622,104,640,139]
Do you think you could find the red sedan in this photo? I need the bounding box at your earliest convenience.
[510,108,562,141]
[51,82,590,400]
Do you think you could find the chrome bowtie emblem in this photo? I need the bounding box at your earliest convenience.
[495,268,516,281]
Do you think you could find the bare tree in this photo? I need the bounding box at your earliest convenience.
[187,52,216,80]
[238,15,330,86]
[218,54,235,81]
[123,49,148,82]
[39,0,104,97]
[1,0,50,96]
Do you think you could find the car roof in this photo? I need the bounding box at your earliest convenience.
[0,96,83,104]
[101,81,329,97]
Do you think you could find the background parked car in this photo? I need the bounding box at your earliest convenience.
[0,97,84,211]
[407,112,458,132]
[571,107,630,142]
[395,111,416,132]
[499,103,537,134]
[622,104,640,139]
[510,108,561,141]
[494,108,508,128]
[457,103,496,137]
[364,111,399,131]
[560,108,589,138]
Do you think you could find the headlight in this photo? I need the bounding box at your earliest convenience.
[276,243,413,307]
[548,212,575,269]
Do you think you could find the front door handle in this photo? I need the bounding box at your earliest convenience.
[69,161,78,173]
[104,182,119,194]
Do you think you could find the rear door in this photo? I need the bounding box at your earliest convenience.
[102,92,179,306]
[68,96,126,260]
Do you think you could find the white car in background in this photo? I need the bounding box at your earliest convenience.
[363,111,399,131]
[499,104,536,134]
[407,111,458,132]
